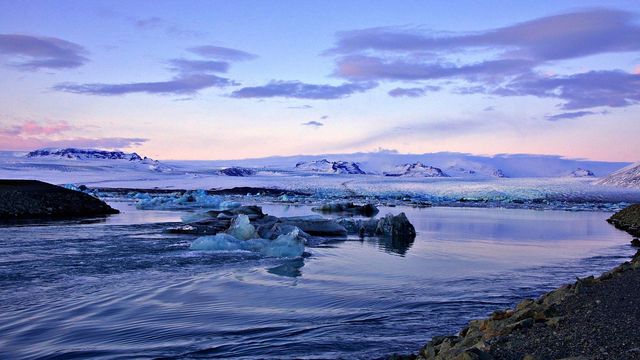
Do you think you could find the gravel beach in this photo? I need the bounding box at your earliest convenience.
[413,204,640,360]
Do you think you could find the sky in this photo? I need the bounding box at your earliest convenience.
[0,0,639,161]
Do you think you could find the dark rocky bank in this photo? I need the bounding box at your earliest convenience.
[607,204,640,237]
[0,180,118,220]
[406,204,640,360]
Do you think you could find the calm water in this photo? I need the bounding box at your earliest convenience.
[0,202,635,359]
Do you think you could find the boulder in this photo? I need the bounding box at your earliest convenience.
[312,202,379,217]
[278,216,348,237]
[0,180,118,220]
[375,213,416,241]
[337,213,417,241]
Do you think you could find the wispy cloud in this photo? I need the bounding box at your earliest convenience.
[54,74,236,96]
[0,119,146,150]
[0,34,88,70]
[230,81,377,99]
[388,85,441,97]
[328,9,640,60]
[0,135,148,151]
[133,17,164,29]
[287,104,313,109]
[301,121,324,127]
[168,58,230,73]
[54,42,255,96]
[129,16,206,38]
[188,45,257,61]
[544,110,611,121]
[327,9,640,110]
[495,71,640,110]
[340,119,488,150]
[0,120,73,137]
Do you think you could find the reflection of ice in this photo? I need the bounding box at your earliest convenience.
[267,258,305,277]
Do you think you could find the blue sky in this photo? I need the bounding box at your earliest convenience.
[1,0,639,161]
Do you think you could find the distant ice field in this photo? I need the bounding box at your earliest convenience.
[1,151,639,211]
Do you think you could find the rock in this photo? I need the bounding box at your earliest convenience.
[295,159,366,174]
[384,162,449,177]
[258,222,311,240]
[218,167,256,177]
[566,168,595,177]
[375,213,416,241]
[337,213,417,242]
[0,180,118,220]
[631,238,640,247]
[312,202,379,217]
[607,204,640,237]
[278,216,348,237]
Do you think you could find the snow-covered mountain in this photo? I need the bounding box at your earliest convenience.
[295,159,366,174]
[26,148,172,173]
[566,168,595,177]
[596,162,640,188]
[204,151,627,178]
[446,166,507,178]
[384,163,449,177]
[27,148,143,161]
[218,167,256,177]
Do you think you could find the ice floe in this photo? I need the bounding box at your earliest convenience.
[190,228,305,258]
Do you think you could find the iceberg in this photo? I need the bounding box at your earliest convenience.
[189,228,305,258]
[226,214,258,240]
[134,190,239,210]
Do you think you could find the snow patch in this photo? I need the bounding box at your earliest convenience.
[384,163,449,177]
[295,159,366,174]
[597,162,640,188]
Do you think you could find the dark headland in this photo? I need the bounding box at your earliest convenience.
[0,180,118,220]
[404,204,640,360]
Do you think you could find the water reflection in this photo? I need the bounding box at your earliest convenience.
[267,258,306,277]
[365,235,415,256]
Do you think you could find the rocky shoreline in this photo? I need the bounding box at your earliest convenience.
[0,180,118,220]
[405,204,640,360]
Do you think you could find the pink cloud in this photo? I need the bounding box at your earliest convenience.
[0,120,72,137]
[633,65,640,75]
[0,135,148,151]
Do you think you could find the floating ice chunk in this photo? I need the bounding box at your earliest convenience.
[226,214,258,240]
[190,233,243,251]
[220,200,241,209]
[260,228,305,258]
[135,189,226,210]
[189,228,305,258]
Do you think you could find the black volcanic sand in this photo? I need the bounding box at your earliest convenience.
[0,180,118,220]
[412,204,640,360]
